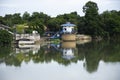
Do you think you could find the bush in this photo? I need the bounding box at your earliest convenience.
[0,30,13,44]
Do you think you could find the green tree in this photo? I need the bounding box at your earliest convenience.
[22,11,30,23]
[83,1,105,37]
[77,17,86,34]
[101,10,120,38]
[30,12,50,25]
[29,20,45,35]
[47,18,64,31]
[27,12,50,34]
[0,30,13,44]
[38,12,51,25]
[0,16,4,24]
[83,1,99,19]
[3,14,13,26]
[12,13,23,24]
[57,12,80,24]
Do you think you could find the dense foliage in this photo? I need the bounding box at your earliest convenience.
[0,30,13,44]
[0,1,120,38]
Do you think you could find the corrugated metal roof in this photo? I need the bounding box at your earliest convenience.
[61,22,76,27]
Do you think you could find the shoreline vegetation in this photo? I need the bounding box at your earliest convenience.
[0,1,120,44]
[0,30,13,45]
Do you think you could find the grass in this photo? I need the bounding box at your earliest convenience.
[50,38,61,44]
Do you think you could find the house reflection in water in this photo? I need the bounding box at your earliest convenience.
[61,42,76,60]
[48,42,77,60]
[62,48,75,60]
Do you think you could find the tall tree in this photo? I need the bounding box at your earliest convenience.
[83,1,105,37]
[83,1,99,19]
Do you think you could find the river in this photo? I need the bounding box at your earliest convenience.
[0,40,120,80]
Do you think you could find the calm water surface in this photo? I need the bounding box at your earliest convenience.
[0,40,120,80]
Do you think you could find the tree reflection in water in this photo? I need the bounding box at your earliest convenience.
[0,40,120,73]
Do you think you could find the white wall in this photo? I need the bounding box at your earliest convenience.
[62,27,74,33]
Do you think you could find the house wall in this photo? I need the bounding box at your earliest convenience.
[62,27,74,33]
[16,34,40,41]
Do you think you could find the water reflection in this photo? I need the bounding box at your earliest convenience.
[0,40,120,73]
[61,42,76,60]
[16,44,40,54]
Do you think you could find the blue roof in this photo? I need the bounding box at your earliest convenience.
[61,22,76,27]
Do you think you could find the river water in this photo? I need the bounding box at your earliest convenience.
[0,40,120,80]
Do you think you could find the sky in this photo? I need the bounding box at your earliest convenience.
[0,0,120,17]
